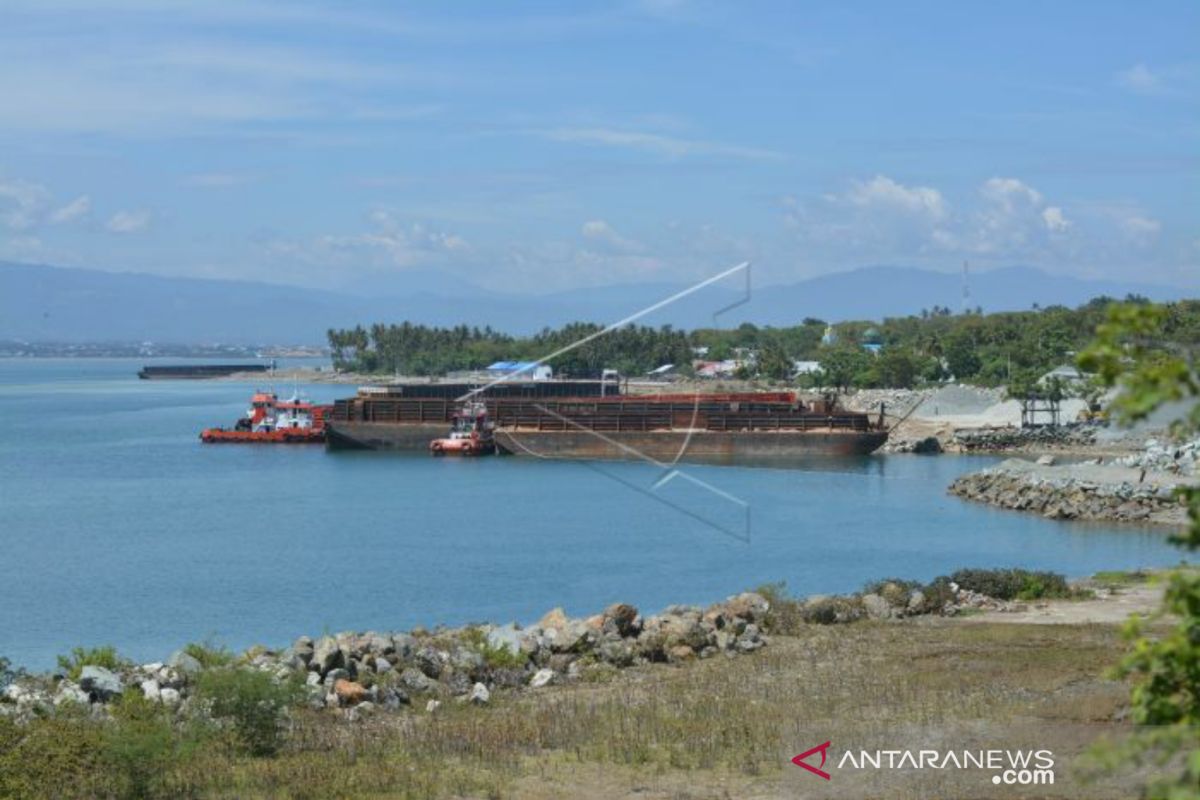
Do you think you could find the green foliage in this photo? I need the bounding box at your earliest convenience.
[103,692,194,799]
[753,582,806,635]
[181,640,236,670]
[328,298,1200,390]
[0,709,114,799]
[194,668,303,757]
[949,568,1072,601]
[1079,301,1200,798]
[461,627,527,669]
[55,645,128,682]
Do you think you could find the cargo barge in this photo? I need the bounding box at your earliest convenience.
[325,383,887,463]
[138,362,273,380]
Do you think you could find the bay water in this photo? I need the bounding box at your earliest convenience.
[0,358,1182,669]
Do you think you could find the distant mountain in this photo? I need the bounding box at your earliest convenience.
[0,261,1192,344]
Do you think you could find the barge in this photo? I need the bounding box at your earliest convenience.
[325,383,887,463]
[139,362,273,380]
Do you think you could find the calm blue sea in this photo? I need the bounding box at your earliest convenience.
[0,358,1183,669]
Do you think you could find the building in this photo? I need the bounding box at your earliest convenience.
[486,361,553,381]
[793,360,821,375]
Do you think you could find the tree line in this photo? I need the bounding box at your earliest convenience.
[328,295,1200,390]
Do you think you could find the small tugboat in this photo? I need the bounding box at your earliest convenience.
[201,391,331,444]
[429,403,495,456]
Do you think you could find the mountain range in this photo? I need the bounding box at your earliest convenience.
[1,261,1192,345]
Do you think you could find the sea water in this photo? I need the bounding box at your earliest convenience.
[0,358,1183,669]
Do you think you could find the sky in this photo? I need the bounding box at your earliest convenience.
[0,0,1197,295]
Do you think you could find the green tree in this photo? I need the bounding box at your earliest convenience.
[818,344,872,391]
[1079,301,1200,798]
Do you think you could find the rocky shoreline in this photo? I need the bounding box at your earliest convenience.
[948,439,1197,526]
[2,571,1069,723]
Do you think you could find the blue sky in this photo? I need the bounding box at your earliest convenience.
[1,0,1196,294]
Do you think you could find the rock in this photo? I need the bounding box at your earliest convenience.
[159,688,181,707]
[862,593,893,620]
[1036,454,1056,466]
[139,679,161,702]
[667,645,696,662]
[597,637,634,667]
[391,633,416,661]
[312,636,342,675]
[374,657,393,675]
[305,671,322,687]
[722,592,770,624]
[425,699,441,714]
[537,608,569,631]
[529,668,555,689]
[414,646,445,679]
[378,687,410,710]
[79,666,123,701]
[469,682,490,705]
[485,624,524,657]
[167,650,202,676]
[906,590,926,612]
[53,683,90,707]
[334,679,367,706]
[445,670,472,696]
[399,667,437,695]
[602,603,640,637]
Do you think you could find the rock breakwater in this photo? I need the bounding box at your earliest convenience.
[949,457,1189,524]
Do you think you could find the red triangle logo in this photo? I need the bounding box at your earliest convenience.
[792,740,832,780]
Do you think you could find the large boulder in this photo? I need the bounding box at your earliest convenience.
[79,666,123,701]
[601,603,641,637]
[333,678,367,706]
[311,637,342,675]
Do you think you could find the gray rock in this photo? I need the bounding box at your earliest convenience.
[79,666,123,701]
[139,679,161,702]
[529,668,555,689]
[906,590,926,612]
[374,657,393,675]
[167,650,202,676]
[1036,454,1056,466]
[485,624,524,656]
[400,667,437,695]
[862,593,893,620]
[53,683,90,707]
[469,682,490,705]
[159,687,181,707]
[312,636,342,675]
[425,699,441,714]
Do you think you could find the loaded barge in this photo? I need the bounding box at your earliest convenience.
[139,362,273,380]
[325,382,887,463]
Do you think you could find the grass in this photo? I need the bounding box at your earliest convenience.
[3,619,1163,799]
[1092,569,1154,589]
[55,645,129,682]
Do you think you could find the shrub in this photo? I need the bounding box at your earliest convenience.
[0,710,115,799]
[861,578,922,607]
[55,645,128,681]
[948,568,1071,601]
[461,627,527,670]
[754,582,805,635]
[799,596,865,625]
[104,692,192,799]
[182,640,236,670]
[194,668,303,756]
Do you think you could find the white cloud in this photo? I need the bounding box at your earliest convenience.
[106,209,152,234]
[1116,63,1161,94]
[537,127,783,160]
[1041,206,1071,233]
[1121,213,1162,241]
[0,178,51,230]
[268,210,470,271]
[979,177,1042,211]
[581,219,643,252]
[843,175,947,220]
[49,194,91,224]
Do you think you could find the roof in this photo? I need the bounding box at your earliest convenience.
[487,361,542,371]
[647,363,676,375]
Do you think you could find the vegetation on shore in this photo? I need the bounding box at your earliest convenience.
[1079,301,1200,799]
[327,296,1200,391]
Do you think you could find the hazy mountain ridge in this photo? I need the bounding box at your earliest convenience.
[1,261,1191,345]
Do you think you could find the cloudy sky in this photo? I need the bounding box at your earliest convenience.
[1,0,1196,293]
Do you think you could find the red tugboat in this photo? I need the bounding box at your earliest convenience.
[429,403,495,456]
[201,391,331,444]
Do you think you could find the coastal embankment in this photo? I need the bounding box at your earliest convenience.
[0,569,1171,799]
[949,437,1198,526]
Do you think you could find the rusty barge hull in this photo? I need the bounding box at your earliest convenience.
[494,428,887,463]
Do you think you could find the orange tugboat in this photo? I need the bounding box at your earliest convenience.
[429,403,495,456]
[201,391,331,444]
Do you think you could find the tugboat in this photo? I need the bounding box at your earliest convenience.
[200,391,331,444]
[429,403,495,456]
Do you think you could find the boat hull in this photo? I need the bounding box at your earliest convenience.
[327,421,887,462]
[200,428,324,444]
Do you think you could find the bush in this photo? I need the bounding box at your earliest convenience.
[754,582,805,635]
[0,710,115,799]
[104,692,194,799]
[461,627,527,670]
[861,578,923,607]
[182,640,236,670]
[194,668,303,756]
[948,568,1072,601]
[800,596,865,625]
[55,645,129,681]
